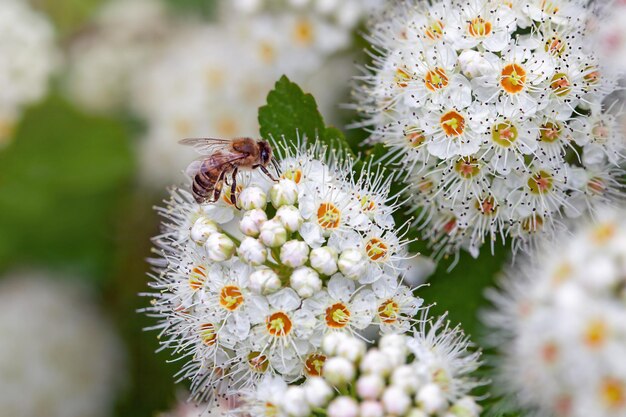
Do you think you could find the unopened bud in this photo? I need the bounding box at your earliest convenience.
[290,266,322,298]
[338,249,366,280]
[239,186,267,210]
[249,268,281,295]
[190,217,219,245]
[259,220,287,248]
[240,209,268,237]
[270,179,298,207]
[205,233,235,262]
[310,246,338,275]
[238,237,267,266]
[280,240,310,268]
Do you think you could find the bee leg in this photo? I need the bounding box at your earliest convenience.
[260,165,279,182]
[209,170,227,203]
[271,158,281,179]
[230,168,240,210]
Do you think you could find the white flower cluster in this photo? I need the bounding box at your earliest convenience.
[65,0,173,114]
[0,0,58,146]
[0,271,125,417]
[239,319,482,417]
[145,142,422,403]
[132,3,359,187]
[355,0,625,258]
[483,207,626,417]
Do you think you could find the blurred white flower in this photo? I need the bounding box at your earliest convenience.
[354,0,625,260]
[65,0,173,114]
[238,319,483,417]
[483,206,626,417]
[144,140,423,403]
[0,0,58,146]
[0,271,125,417]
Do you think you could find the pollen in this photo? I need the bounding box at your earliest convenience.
[468,17,492,37]
[366,237,389,261]
[395,67,412,88]
[325,302,351,328]
[500,63,527,94]
[247,351,269,373]
[317,202,341,230]
[219,285,244,311]
[601,378,625,410]
[377,299,400,324]
[527,170,554,194]
[281,168,302,184]
[304,353,327,377]
[199,323,217,346]
[424,19,445,40]
[440,110,466,136]
[266,312,293,337]
[492,121,519,147]
[189,265,208,291]
[424,67,449,91]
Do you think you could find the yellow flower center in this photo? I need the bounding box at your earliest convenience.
[325,303,351,328]
[545,36,567,56]
[377,299,400,324]
[550,72,572,97]
[219,285,244,311]
[366,237,389,262]
[395,67,412,88]
[317,202,341,229]
[189,265,208,291]
[602,378,626,410]
[293,19,314,45]
[405,128,427,147]
[468,17,492,37]
[454,157,481,179]
[492,121,519,147]
[424,67,449,91]
[304,353,327,377]
[199,323,217,346]
[585,319,608,348]
[440,110,466,136]
[359,195,377,213]
[527,170,554,194]
[281,168,302,184]
[540,122,563,143]
[521,215,544,233]
[247,351,269,373]
[424,19,445,40]
[500,63,527,94]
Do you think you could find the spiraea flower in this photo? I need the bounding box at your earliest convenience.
[0,0,57,147]
[65,0,173,114]
[238,316,483,417]
[144,140,423,404]
[0,271,125,417]
[483,206,626,417]
[355,0,625,259]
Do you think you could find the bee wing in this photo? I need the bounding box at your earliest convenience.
[185,152,250,177]
[185,160,202,178]
[179,138,233,155]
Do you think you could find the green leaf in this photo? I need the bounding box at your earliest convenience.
[259,76,354,157]
[0,95,134,282]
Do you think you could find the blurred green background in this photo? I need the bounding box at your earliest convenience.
[0,1,511,416]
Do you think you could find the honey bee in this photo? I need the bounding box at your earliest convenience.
[180,137,280,208]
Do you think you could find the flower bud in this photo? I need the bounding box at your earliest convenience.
[190,217,219,245]
[270,179,298,207]
[304,377,333,408]
[383,386,411,415]
[240,209,268,237]
[360,349,392,376]
[416,383,447,414]
[280,240,309,267]
[338,249,366,280]
[238,237,267,266]
[328,397,359,417]
[239,186,267,210]
[450,397,480,417]
[249,268,281,295]
[406,408,428,417]
[458,50,492,79]
[322,332,348,356]
[205,233,235,262]
[382,346,407,368]
[283,387,310,417]
[391,365,420,393]
[259,220,287,248]
[357,374,385,400]
[275,205,303,233]
[323,357,355,386]
[290,266,322,298]
[379,334,407,352]
[360,401,384,417]
[336,336,366,362]
[310,246,338,275]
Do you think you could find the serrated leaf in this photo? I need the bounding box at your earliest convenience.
[259,76,354,157]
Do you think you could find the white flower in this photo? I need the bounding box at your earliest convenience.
[0,271,125,417]
[283,387,311,417]
[383,386,412,415]
[483,207,626,417]
[304,377,334,407]
[0,0,57,147]
[328,397,359,417]
[146,140,423,401]
[356,0,625,259]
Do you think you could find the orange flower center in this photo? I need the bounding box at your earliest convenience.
[584,66,600,85]
[266,312,293,337]
[219,285,244,311]
[365,238,389,261]
[359,195,377,213]
[317,202,341,229]
[395,67,412,88]
[378,299,400,324]
[325,303,351,328]
[293,19,313,45]
[476,196,497,215]
[588,178,606,195]
[247,351,269,373]
[541,341,559,363]
[424,19,445,40]
[189,265,208,291]
[424,67,449,91]
[585,319,608,348]
[223,184,244,206]
[443,217,457,234]
[199,323,217,346]
[500,63,527,94]
[304,353,327,376]
[440,110,466,136]
[602,378,626,410]
[468,17,492,37]
[281,168,302,184]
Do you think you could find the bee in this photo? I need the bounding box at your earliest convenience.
[180,137,280,208]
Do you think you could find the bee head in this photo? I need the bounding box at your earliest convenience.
[258,140,272,166]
